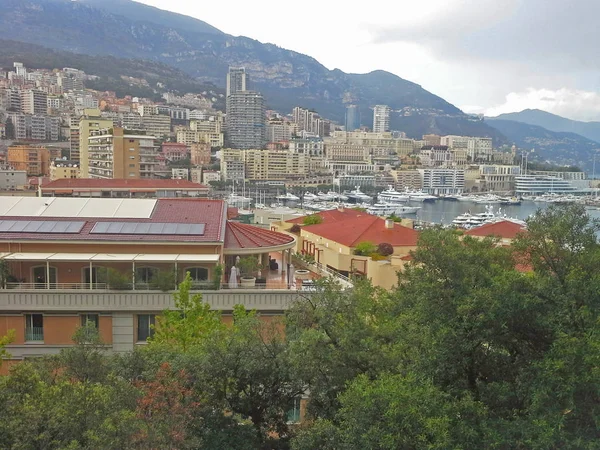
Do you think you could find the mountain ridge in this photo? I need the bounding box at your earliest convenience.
[491,109,600,144]
[0,0,508,142]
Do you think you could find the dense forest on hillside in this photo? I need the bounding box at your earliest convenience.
[1,204,599,449]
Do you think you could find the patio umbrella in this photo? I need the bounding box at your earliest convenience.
[288,263,295,289]
[229,266,238,289]
[235,255,240,265]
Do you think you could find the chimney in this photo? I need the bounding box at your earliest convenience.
[385,219,394,229]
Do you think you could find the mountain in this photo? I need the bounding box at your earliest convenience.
[0,39,218,102]
[0,0,504,141]
[486,118,600,172]
[491,109,600,144]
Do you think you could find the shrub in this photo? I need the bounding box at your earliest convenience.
[369,253,388,261]
[377,242,394,256]
[106,268,131,290]
[150,270,177,292]
[289,224,301,233]
[238,256,263,278]
[353,241,377,256]
[303,214,323,226]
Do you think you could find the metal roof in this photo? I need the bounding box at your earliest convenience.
[0,197,157,218]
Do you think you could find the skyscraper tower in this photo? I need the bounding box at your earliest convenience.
[226,67,248,97]
[226,91,266,149]
[373,105,391,133]
[345,105,360,132]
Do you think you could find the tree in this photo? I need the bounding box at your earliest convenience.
[286,279,396,420]
[132,362,201,449]
[58,322,109,383]
[0,329,14,369]
[377,242,394,256]
[198,305,305,447]
[302,214,323,226]
[149,272,224,351]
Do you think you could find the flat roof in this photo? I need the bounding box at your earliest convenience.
[0,197,157,218]
[41,178,208,190]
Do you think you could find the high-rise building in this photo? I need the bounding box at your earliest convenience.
[345,105,360,131]
[7,113,60,141]
[78,115,115,175]
[225,91,266,149]
[87,127,159,179]
[372,105,391,133]
[21,89,48,115]
[226,67,248,97]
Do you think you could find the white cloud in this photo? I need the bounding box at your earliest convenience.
[483,89,600,121]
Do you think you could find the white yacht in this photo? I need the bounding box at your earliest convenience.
[227,192,252,207]
[474,194,503,204]
[327,191,349,201]
[378,186,410,203]
[407,191,437,203]
[303,192,319,201]
[276,192,300,201]
[367,202,420,216]
[316,191,335,201]
[345,186,373,203]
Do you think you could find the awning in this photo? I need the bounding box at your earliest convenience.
[0,253,221,262]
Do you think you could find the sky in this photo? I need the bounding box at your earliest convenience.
[137,0,600,121]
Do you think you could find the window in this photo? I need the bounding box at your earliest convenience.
[287,397,301,424]
[129,155,135,159]
[136,267,157,284]
[25,314,44,341]
[81,313,99,328]
[32,266,57,288]
[129,164,135,168]
[137,314,155,342]
[187,267,208,282]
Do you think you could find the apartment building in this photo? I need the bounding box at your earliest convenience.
[220,149,245,182]
[87,127,159,179]
[0,196,298,366]
[372,105,391,133]
[176,128,224,148]
[7,145,50,176]
[78,115,115,173]
[226,91,266,149]
[140,114,171,139]
[478,165,521,192]
[324,142,369,162]
[161,142,189,161]
[226,67,248,97]
[0,168,27,190]
[21,89,48,115]
[266,119,297,143]
[8,113,60,141]
[418,168,465,195]
[244,149,309,181]
[345,105,360,131]
[191,118,223,134]
[50,160,80,181]
[191,142,211,166]
[392,169,423,191]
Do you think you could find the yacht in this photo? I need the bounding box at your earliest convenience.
[474,194,503,204]
[327,191,349,201]
[378,186,410,203]
[499,197,521,205]
[227,192,252,207]
[345,186,373,203]
[303,192,319,201]
[367,202,420,216]
[316,191,335,201]
[407,191,437,203]
[276,192,300,201]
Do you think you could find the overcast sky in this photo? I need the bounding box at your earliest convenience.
[138,0,600,121]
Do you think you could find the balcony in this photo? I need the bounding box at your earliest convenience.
[25,326,44,341]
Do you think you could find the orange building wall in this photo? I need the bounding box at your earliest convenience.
[44,316,80,344]
[7,145,50,176]
[0,316,25,344]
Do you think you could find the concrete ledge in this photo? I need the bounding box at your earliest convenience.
[0,289,305,312]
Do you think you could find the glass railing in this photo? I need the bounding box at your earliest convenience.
[25,326,44,341]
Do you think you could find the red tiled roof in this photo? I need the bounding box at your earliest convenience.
[41,178,208,189]
[225,222,295,250]
[0,198,226,243]
[303,215,419,247]
[286,208,366,225]
[465,220,526,239]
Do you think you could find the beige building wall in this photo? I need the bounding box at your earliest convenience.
[79,117,114,177]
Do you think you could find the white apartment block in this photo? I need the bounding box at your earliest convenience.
[21,89,48,115]
[140,114,171,138]
[176,129,224,148]
[372,105,391,133]
[8,113,60,141]
[172,168,189,180]
[418,168,465,195]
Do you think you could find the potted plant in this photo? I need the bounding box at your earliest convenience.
[237,256,263,288]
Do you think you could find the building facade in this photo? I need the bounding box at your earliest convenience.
[372,105,391,133]
[418,168,465,194]
[226,91,266,149]
[50,160,80,181]
[7,145,50,176]
[345,105,360,131]
[87,127,159,179]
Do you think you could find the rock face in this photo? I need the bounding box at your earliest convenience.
[0,0,503,140]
